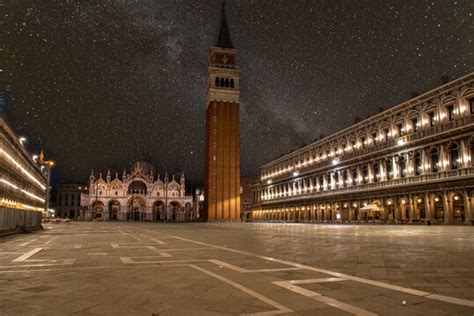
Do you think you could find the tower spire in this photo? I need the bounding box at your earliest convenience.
[215,1,234,48]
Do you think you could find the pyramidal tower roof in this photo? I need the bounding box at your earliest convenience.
[215,1,234,49]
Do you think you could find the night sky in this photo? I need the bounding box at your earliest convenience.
[1,1,473,186]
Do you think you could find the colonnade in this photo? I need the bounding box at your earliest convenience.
[254,190,473,224]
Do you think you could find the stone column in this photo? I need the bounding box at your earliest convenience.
[443,191,450,224]
[393,198,399,222]
[424,193,431,223]
[460,139,469,168]
[379,160,386,181]
[408,195,414,223]
[380,197,386,222]
[346,169,352,187]
[393,156,399,179]
[368,163,374,183]
[421,148,429,174]
[464,190,472,224]
[440,145,447,171]
[356,166,362,185]
[356,202,361,221]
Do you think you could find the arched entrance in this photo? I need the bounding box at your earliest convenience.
[108,200,120,221]
[91,201,105,220]
[128,196,146,221]
[169,201,181,221]
[414,196,425,222]
[385,200,395,222]
[432,194,444,223]
[153,201,165,221]
[452,192,465,223]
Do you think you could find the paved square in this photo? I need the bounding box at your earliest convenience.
[0,222,473,315]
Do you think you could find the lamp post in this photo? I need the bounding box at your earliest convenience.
[164,172,169,221]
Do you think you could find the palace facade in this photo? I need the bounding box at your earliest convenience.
[252,73,474,224]
[80,160,194,221]
[0,114,50,233]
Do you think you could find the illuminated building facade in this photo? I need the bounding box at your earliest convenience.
[80,160,194,221]
[204,2,241,221]
[0,115,49,233]
[253,73,474,224]
[51,183,87,219]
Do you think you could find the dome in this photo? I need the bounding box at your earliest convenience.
[131,159,155,176]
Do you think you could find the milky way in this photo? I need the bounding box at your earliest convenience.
[1,0,473,186]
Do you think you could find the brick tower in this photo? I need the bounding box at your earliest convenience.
[204,1,241,221]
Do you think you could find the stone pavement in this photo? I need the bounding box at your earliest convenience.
[0,222,473,315]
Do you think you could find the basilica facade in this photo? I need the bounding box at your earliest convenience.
[252,73,474,225]
[80,160,194,221]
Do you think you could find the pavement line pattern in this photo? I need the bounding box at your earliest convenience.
[209,259,302,273]
[143,236,166,244]
[287,277,346,284]
[19,239,38,247]
[12,248,42,262]
[0,259,75,268]
[273,279,377,316]
[189,264,293,315]
[168,234,474,309]
[44,236,58,245]
[120,257,208,264]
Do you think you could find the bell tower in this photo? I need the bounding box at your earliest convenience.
[204,1,241,221]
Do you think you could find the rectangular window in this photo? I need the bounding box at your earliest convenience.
[371,132,377,144]
[428,112,435,127]
[411,118,418,132]
[470,98,474,115]
[384,128,389,140]
[447,105,454,121]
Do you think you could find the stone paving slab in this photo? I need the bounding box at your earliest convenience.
[0,222,473,315]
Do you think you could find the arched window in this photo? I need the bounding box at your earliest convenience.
[351,169,357,185]
[220,78,225,87]
[128,181,147,195]
[414,152,422,175]
[431,148,439,173]
[470,141,474,167]
[399,155,406,178]
[225,78,229,87]
[386,158,393,179]
[373,163,380,182]
[449,143,459,169]
[215,77,219,87]
[230,79,234,88]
